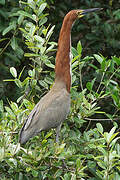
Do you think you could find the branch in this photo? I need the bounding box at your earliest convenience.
[84,117,117,121]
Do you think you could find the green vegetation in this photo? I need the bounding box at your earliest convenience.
[0,0,120,179]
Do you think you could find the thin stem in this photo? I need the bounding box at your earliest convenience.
[79,60,83,91]
[79,67,83,91]
[84,117,120,121]
[85,120,91,131]
[0,39,11,56]
[0,29,18,56]
[101,66,120,93]
[106,144,110,180]
[96,71,105,93]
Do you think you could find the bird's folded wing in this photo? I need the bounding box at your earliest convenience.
[23,89,70,132]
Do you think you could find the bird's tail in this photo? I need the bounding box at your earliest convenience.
[19,123,35,145]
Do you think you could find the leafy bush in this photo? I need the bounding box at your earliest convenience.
[0,98,120,179]
[49,0,120,56]
[1,42,120,180]
[0,0,120,179]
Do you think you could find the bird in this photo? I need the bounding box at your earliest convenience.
[19,8,101,145]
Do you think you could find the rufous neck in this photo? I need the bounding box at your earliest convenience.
[55,14,74,93]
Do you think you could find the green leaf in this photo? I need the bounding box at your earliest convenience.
[31,79,37,87]
[54,169,63,178]
[39,80,48,89]
[39,17,47,26]
[113,9,120,19]
[11,37,18,50]
[45,77,53,84]
[96,123,103,134]
[5,53,20,63]
[38,3,47,16]
[112,94,119,106]
[10,102,18,111]
[89,63,98,70]
[87,161,96,169]
[32,170,38,177]
[5,106,14,116]
[0,0,5,5]
[24,53,40,57]
[18,66,26,79]
[64,173,71,180]
[101,59,106,71]
[97,161,106,170]
[17,95,24,103]
[97,146,107,156]
[0,147,5,161]
[94,54,103,64]
[0,38,9,42]
[45,60,55,68]
[10,144,20,155]
[45,132,52,139]
[88,167,103,180]
[28,69,35,77]
[34,35,45,43]
[18,11,36,21]
[10,67,17,78]
[71,47,78,57]
[77,40,82,56]
[104,128,118,145]
[110,136,120,147]
[0,100,4,113]
[72,75,76,84]
[28,0,36,10]
[15,79,22,88]
[76,158,81,169]
[46,25,55,39]
[110,80,118,85]
[2,24,15,36]
[72,60,78,69]
[19,27,27,34]
[46,44,56,53]
[72,55,80,63]
[112,56,120,65]
[40,46,46,54]
[56,143,66,154]
[86,82,92,91]
[108,126,116,139]
[18,14,24,25]
[26,167,31,172]
[3,79,16,82]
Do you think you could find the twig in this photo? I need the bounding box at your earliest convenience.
[84,117,117,121]
[0,29,18,56]
[85,119,91,131]
[0,131,18,134]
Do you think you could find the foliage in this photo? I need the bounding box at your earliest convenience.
[0,98,120,179]
[0,0,23,101]
[0,0,120,179]
[1,0,120,102]
[0,0,56,102]
[3,0,56,103]
[49,0,120,57]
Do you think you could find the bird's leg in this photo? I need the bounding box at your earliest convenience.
[56,124,68,168]
[56,123,62,143]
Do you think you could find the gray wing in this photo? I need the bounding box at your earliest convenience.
[19,89,70,144]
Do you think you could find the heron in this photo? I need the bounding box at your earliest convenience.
[19,8,101,145]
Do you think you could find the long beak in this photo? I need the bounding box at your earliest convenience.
[82,8,102,15]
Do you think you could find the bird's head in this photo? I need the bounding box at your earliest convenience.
[64,8,102,24]
[76,8,102,18]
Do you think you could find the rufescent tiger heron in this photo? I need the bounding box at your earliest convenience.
[19,8,102,145]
